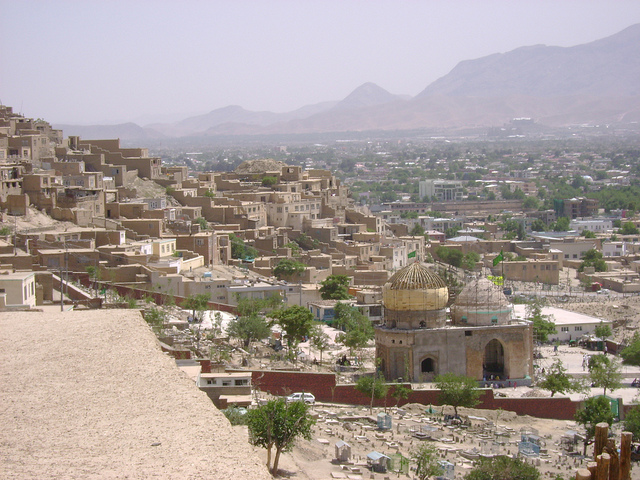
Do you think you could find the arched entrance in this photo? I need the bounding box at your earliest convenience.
[421,357,435,374]
[483,339,505,378]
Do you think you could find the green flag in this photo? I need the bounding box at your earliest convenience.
[492,250,504,267]
[408,250,417,258]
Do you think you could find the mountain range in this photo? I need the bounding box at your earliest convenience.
[56,24,640,140]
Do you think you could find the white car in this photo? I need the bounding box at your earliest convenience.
[286,392,315,404]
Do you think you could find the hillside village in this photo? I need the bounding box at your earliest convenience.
[5,103,640,479]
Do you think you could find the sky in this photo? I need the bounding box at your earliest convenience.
[2,0,640,125]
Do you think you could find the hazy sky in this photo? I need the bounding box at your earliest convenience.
[2,0,640,125]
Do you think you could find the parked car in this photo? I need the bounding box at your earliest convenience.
[286,392,315,404]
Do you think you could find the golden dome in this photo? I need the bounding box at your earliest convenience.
[386,262,446,290]
[383,262,448,314]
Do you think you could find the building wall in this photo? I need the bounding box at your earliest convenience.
[250,370,579,420]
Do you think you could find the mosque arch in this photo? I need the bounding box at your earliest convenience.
[420,356,437,374]
[483,338,505,377]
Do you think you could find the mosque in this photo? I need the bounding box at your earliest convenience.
[375,262,533,383]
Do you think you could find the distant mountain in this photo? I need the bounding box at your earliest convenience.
[418,23,640,98]
[55,24,640,140]
[53,122,164,140]
[331,82,405,111]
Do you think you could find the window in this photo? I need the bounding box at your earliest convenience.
[575,326,582,331]
[491,316,498,324]
[561,327,569,332]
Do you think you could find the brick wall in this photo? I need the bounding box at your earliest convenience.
[251,370,581,420]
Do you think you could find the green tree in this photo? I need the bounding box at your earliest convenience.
[522,196,540,210]
[391,382,412,407]
[624,405,640,441]
[333,303,374,353]
[410,223,425,236]
[594,321,612,343]
[578,249,607,273]
[461,251,480,271]
[355,374,389,414]
[621,332,640,366]
[223,405,248,425]
[273,258,306,280]
[319,275,351,300]
[553,216,570,232]
[526,299,557,343]
[271,305,314,355]
[203,189,215,198]
[0,226,11,236]
[229,233,258,260]
[412,443,441,480]
[194,217,208,230]
[620,221,639,235]
[144,306,167,334]
[261,176,278,187]
[309,323,330,363]
[575,395,614,455]
[583,229,596,238]
[588,354,622,396]
[246,398,315,475]
[181,293,210,323]
[538,359,585,397]
[434,372,481,417]
[435,246,464,268]
[531,219,547,232]
[464,456,540,480]
[227,314,271,348]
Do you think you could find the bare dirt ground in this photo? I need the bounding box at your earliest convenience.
[0,310,271,480]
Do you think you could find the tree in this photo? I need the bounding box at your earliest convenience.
[538,359,585,397]
[332,303,374,353]
[620,221,639,235]
[522,196,539,210]
[411,443,440,480]
[621,332,640,366]
[531,219,547,232]
[194,217,208,230]
[319,275,351,300]
[435,246,464,268]
[594,321,612,343]
[246,398,315,475]
[575,395,614,455]
[461,251,480,271]
[273,258,306,280]
[410,223,425,236]
[229,233,258,260]
[309,323,330,363]
[271,305,314,355]
[227,314,271,348]
[464,456,540,480]
[181,293,210,323]
[583,229,596,238]
[624,405,640,441]
[261,176,278,187]
[144,306,167,334]
[578,248,607,273]
[355,374,389,414]
[588,354,622,396]
[391,383,412,408]
[553,216,570,232]
[526,299,557,343]
[434,372,481,417]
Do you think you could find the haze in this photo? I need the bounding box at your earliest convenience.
[2,0,640,125]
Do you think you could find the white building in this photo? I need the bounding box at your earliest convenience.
[0,271,37,308]
[570,219,613,233]
[512,305,611,343]
[418,180,464,202]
